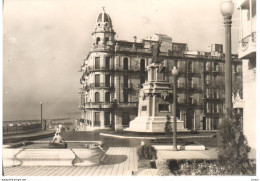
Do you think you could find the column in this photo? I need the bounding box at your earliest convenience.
[114,74,120,101]
[114,111,123,131]
[100,111,105,128]
[152,94,156,117]
[91,111,94,127]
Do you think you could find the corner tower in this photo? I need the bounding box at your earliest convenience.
[92,8,116,47]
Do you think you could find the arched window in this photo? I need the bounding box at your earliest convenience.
[95,92,100,103]
[105,92,110,102]
[96,37,100,45]
[140,59,145,72]
[123,58,128,70]
[104,37,109,45]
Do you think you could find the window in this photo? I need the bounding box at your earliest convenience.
[122,112,130,126]
[142,106,147,111]
[104,112,110,126]
[140,59,145,72]
[95,92,100,103]
[104,37,109,45]
[123,58,128,70]
[159,104,170,112]
[213,118,218,130]
[140,75,145,88]
[96,37,100,45]
[176,108,180,119]
[94,112,100,126]
[105,74,110,87]
[187,61,192,72]
[105,57,110,69]
[189,95,193,104]
[95,74,100,87]
[95,57,100,69]
[105,92,110,103]
[123,92,128,103]
[123,75,128,88]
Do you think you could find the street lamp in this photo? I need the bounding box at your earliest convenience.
[220,0,235,113]
[40,101,43,129]
[172,66,178,151]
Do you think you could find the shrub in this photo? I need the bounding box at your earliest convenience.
[217,109,253,175]
[138,159,152,169]
[137,144,157,160]
[156,160,173,176]
[167,159,256,176]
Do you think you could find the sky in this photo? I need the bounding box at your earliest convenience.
[2,0,240,121]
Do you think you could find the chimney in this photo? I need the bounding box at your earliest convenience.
[133,36,137,42]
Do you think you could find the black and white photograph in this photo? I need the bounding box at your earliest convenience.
[1,0,258,179]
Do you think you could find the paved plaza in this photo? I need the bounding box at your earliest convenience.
[3,147,138,176]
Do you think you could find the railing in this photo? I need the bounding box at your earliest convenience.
[88,66,115,72]
[84,102,115,109]
[239,31,256,51]
[252,31,256,43]
[177,100,187,104]
[90,45,113,52]
[89,83,114,89]
[121,83,133,89]
[118,102,137,107]
[3,121,42,135]
[204,95,223,99]
[177,83,185,88]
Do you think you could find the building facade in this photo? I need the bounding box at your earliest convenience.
[79,9,242,131]
[237,0,256,148]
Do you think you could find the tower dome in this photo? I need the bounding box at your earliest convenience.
[94,8,114,32]
[92,8,116,46]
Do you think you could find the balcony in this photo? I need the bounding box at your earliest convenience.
[186,83,198,90]
[177,100,187,105]
[89,83,114,89]
[203,95,223,100]
[239,31,256,59]
[118,102,137,108]
[177,83,185,89]
[88,66,115,72]
[90,45,113,52]
[84,102,115,109]
[121,83,134,89]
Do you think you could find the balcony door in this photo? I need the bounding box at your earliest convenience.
[95,74,100,87]
[122,112,130,126]
[95,57,100,69]
[94,112,100,126]
[123,75,128,88]
[104,112,110,126]
[105,74,110,87]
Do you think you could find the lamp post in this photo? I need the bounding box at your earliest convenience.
[40,101,43,129]
[172,66,178,151]
[220,0,234,113]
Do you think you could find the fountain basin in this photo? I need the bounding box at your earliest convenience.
[3,141,106,167]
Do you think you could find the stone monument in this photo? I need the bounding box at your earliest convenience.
[125,42,186,132]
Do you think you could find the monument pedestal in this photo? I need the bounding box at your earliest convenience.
[125,62,187,133]
[125,116,187,133]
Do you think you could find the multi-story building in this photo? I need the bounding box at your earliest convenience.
[237,0,256,148]
[79,9,242,131]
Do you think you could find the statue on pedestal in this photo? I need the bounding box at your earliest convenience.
[49,124,67,148]
[151,41,161,64]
